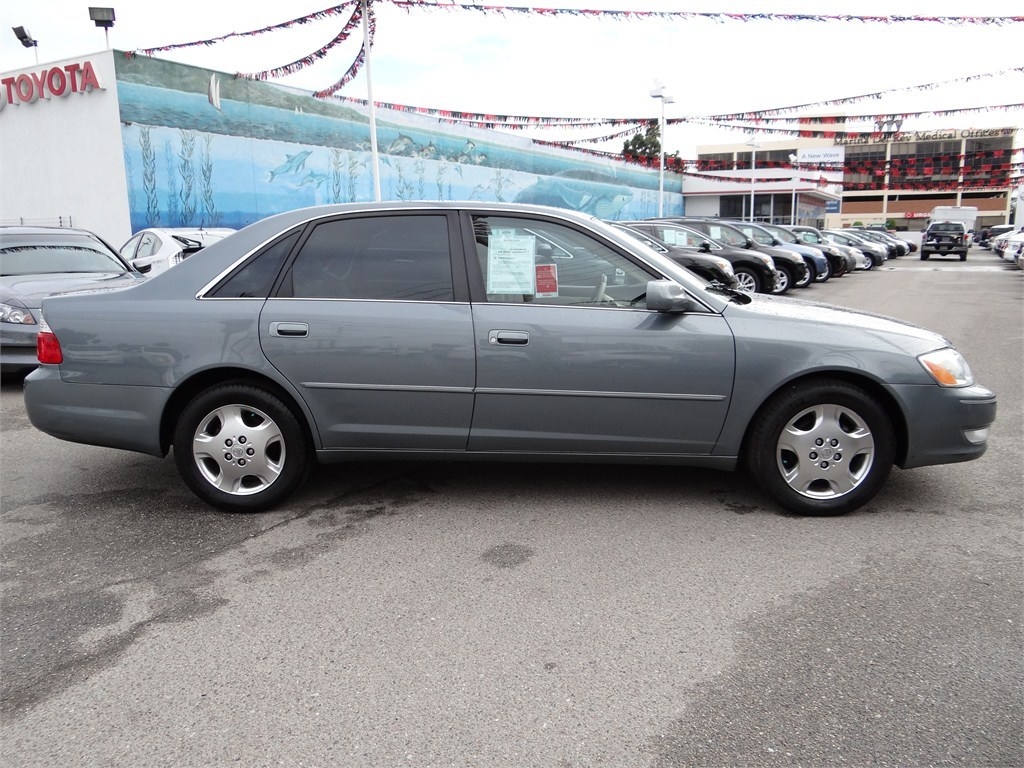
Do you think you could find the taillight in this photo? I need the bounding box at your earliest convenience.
[37,329,63,364]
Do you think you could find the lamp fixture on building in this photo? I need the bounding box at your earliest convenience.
[88,7,116,48]
[650,84,674,218]
[11,26,39,64]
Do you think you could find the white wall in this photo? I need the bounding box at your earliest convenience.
[684,196,721,217]
[0,49,131,245]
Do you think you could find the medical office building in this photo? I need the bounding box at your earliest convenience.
[691,125,1020,232]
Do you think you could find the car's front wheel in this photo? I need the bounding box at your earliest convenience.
[771,266,792,295]
[733,267,762,293]
[745,379,895,516]
[794,262,815,288]
[173,383,311,512]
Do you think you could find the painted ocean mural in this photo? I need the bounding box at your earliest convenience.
[115,54,682,232]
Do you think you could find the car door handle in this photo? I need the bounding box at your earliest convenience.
[270,322,309,337]
[488,330,529,346]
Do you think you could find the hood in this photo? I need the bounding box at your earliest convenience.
[1,272,144,308]
[728,293,951,352]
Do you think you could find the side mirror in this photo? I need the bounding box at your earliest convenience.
[699,240,712,253]
[745,238,756,249]
[134,261,152,274]
[646,280,699,313]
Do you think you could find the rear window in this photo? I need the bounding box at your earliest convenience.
[0,236,126,276]
[929,223,965,232]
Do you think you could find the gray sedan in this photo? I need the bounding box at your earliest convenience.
[23,202,996,516]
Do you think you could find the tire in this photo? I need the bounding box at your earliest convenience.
[959,253,967,261]
[794,262,814,288]
[771,266,792,295]
[733,267,762,294]
[173,382,311,512]
[831,257,847,278]
[744,379,895,516]
[920,253,930,260]
[813,259,832,282]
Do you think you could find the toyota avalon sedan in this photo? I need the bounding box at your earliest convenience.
[23,202,996,516]
[1,226,145,376]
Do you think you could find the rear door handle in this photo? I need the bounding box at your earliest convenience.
[270,322,309,337]
[488,330,529,346]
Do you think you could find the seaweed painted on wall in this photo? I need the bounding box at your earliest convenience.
[139,126,160,226]
[178,129,197,226]
[201,134,221,226]
[123,151,137,217]
[163,142,180,227]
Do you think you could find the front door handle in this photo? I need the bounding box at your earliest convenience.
[270,322,309,337]
[488,330,529,346]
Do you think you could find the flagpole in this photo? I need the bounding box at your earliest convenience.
[363,0,381,201]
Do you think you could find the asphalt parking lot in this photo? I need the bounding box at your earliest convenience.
[1,246,1021,767]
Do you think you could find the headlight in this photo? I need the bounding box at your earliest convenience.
[712,258,734,275]
[754,253,774,267]
[0,301,36,324]
[918,347,973,387]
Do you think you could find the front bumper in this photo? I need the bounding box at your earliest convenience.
[894,382,997,469]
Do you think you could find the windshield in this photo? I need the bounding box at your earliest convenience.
[735,225,774,246]
[701,223,747,247]
[764,226,797,244]
[1,239,127,276]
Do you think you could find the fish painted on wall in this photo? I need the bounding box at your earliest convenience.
[269,150,313,182]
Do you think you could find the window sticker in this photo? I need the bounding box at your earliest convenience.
[535,263,558,297]
[487,233,536,294]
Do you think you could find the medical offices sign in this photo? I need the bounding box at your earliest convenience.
[0,60,104,110]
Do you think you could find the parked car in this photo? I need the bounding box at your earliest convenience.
[993,229,1024,261]
[1,226,145,376]
[723,221,826,288]
[759,223,843,281]
[662,218,806,294]
[785,225,860,274]
[621,220,779,294]
[977,224,1015,249]
[851,228,906,258]
[120,227,236,275]
[821,229,889,268]
[23,202,996,517]
[921,221,970,261]
[607,223,739,289]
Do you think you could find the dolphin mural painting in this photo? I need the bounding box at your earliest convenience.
[514,169,634,218]
[297,170,329,189]
[269,151,313,182]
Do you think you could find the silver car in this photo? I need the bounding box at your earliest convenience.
[24,202,996,516]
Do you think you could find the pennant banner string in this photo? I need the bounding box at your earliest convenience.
[239,6,363,80]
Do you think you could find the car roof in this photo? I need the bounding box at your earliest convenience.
[0,225,103,237]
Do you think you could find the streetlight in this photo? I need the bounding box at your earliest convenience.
[789,153,799,225]
[746,135,760,221]
[650,84,674,218]
[88,7,115,49]
[11,26,38,65]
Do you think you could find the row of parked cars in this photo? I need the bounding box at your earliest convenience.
[609,217,915,296]
[988,225,1024,270]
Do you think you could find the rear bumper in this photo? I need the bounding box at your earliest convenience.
[23,365,169,457]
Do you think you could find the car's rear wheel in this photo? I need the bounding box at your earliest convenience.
[734,267,762,293]
[920,253,930,260]
[173,383,310,512]
[745,379,895,516]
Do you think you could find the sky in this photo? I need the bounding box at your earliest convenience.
[1,0,1022,160]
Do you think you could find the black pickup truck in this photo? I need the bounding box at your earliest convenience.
[921,221,969,261]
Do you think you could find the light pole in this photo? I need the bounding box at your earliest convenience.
[789,153,799,225]
[88,7,115,49]
[746,135,760,222]
[650,85,673,218]
[12,26,38,65]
